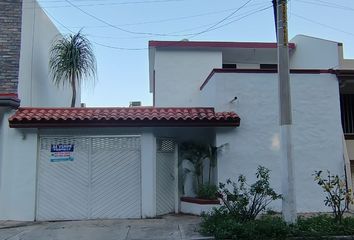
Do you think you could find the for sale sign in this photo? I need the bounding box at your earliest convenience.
[50,144,74,162]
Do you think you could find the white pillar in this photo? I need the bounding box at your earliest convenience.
[140,131,156,218]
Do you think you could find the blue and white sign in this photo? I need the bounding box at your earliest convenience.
[50,144,74,162]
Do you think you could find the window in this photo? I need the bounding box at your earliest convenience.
[340,94,354,134]
[222,63,237,69]
[260,64,277,70]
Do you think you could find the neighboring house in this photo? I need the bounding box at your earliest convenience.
[149,35,354,213]
[0,0,76,220]
[1,2,354,221]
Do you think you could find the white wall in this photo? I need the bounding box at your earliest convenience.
[18,0,77,107]
[154,49,222,107]
[0,110,38,221]
[0,127,158,220]
[290,35,340,69]
[140,131,157,217]
[201,72,344,212]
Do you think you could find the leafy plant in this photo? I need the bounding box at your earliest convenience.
[200,210,290,240]
[180,142,209,187]
[49,31,96,107]
[313,170,353,223]
[218,166,282,222]
[197,184,218,200]
[180,142,217,196]
[201,212,354,240]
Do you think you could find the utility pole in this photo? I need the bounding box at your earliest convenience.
[275,0,297,223]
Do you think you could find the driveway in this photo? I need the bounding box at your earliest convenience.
[0,214,212,240]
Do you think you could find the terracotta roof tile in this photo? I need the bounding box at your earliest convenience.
[9,107,240,128]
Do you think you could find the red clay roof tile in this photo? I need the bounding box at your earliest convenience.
[9,107,240,128]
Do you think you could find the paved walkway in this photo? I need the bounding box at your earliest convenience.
[0,215,213,240]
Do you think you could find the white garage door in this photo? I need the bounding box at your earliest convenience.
[37,136,141,221]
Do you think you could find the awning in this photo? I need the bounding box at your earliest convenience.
[9,107,240,128]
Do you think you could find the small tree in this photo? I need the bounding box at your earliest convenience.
[218,166,282,222]
[313,170,353,223]
[49,31,96,107]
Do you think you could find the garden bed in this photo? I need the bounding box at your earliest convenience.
[180,197,220,216]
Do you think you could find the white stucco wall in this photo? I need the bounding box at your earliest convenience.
[0,127,158,220]
[18,0,77,107]
[0,111,38,221]
[290,35,340,69]
[154,49,222,107]
[201,72,343,212]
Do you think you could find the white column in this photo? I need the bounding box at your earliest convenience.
[140,131,156,218]
[0,110,38,221]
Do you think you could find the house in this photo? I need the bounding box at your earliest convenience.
[149,35,354,213]
[1,1,354,220]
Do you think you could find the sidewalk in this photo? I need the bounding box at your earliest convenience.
[0,214,214,240]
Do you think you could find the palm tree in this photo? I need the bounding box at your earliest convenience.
[49,31,96,107]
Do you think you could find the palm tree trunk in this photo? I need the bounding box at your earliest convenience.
[71,74,76,107]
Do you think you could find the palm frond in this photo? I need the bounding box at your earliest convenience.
[49,31,97,88]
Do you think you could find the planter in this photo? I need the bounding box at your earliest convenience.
[180,197,220,216]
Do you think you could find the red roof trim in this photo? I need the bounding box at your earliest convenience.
[9,107,240,128]
[149,41,296,49]
[0,93,18,97]
[200,68,340,90]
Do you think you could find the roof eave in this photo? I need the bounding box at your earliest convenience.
[9,119,240,128]
[0,95,20,109]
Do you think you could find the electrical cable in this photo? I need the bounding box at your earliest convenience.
[291,12,354,37]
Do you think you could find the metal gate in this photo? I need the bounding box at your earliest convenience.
[156,139,176,215]
[37,136,141,220]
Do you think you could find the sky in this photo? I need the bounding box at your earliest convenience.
[28,0,354,107]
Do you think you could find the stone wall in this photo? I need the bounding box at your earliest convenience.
[0,0,23,94]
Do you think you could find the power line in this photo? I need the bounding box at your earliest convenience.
[291,12,354,37]
[294,0,354,12]
[44,1,271,51]
[54,2,269,29]
[187,0,253,37]
[56,0,255,37]
[206,5,272,32]
[23,0,186,8]
[63,0,191,36]
[82,3,270,41]
[43,8,148,50]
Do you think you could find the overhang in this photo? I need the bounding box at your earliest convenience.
[0,93,20,109]
[9,107,240,128]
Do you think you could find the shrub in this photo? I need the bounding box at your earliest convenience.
[201,212,354,239]
[218,166,282,222]
[197,184,218,200]
[200,210,290,240]
[313,170,353,223]
[294,215,354,237]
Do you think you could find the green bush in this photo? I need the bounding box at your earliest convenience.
[200,209,290,240]
[313,170,353,223]
[201,211,354,239]
[294,215,354,238]
[197,184,218,200]
[218,166,282,222]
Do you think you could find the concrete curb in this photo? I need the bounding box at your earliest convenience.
[0,221,40,230]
